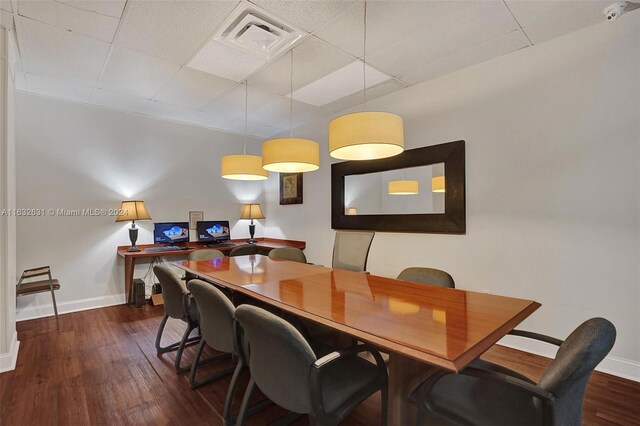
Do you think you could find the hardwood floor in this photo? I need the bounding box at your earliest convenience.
[1,304,638,425]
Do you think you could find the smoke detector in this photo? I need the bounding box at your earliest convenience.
[212,1,306,60]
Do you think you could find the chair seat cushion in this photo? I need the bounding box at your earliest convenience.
[17,279,60,295]
[319,354,381,415]
[426,359,543,426]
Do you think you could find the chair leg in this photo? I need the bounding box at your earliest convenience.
[236,377,257,426]
[189,339,234,389]
[175,322,199,374]
[50,287,59,328]
[223,358,245,425]
[155,315,200,356]
[381,382,388,426]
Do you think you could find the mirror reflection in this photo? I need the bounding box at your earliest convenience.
[344,163,445,215]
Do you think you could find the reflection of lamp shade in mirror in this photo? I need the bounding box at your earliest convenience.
[432,175,445,193]
[388,180,419,195]
[389,297,420,314]
[346,207,358,215]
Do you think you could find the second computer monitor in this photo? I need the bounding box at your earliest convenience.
[197,221,230,243]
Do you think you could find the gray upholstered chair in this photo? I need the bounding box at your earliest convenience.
[229,244,258,257]
[397,267,455,288]
[235,304,388,426]
[153,264,201,374]
[187,280,268,423]
[188,249,225,261]
[185,249,225,281]
[332,230,375,272]
[268,247,307,263]
[413,317,616,426]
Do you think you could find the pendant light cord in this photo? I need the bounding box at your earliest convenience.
[243,80,248,155]
[362,0,367,111]
[290,49,294,138]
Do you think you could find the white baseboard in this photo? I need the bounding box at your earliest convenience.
[498,335,640,382]
[0,331,20,373]
[16,293,126,322]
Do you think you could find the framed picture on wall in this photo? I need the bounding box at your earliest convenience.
[189,211,204,229]
[279,173,303,205]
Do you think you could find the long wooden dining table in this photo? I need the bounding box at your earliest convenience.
[174,254,541,425]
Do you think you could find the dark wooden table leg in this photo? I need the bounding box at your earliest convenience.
[388,353,439,425]
[124,256,135,305]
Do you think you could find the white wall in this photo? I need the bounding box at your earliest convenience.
[264,15,640,378]
[0,26,19,372]
[15,94,266,317]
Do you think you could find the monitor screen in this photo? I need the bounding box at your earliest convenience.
[196,221,230,243]
[153,222,189,244]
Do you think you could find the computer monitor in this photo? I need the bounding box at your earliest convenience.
[196,220,231,243]
[153,222,189,244]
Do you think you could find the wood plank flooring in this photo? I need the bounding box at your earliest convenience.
[1,304,638,425]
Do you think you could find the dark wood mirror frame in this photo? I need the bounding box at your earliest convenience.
[331,140,465,234]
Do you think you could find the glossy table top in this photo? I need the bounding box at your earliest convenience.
[175,255,540,371]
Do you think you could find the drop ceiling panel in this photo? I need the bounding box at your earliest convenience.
[505,0,611,44]
[228,118,284,138]
[314,1,457,58]
[114,0,240,64]
[320,78,408,114]
[250,95,320,127]
[291,60,392,106]
[57,1,126,19]
[249,35,354,95]
[201,84,279,118]
[17,16,110,86]
[249,0,355,32]
[400,29,531,85]
[141,100,195,123]
[188,110,242,130]
[90,88,151,114]
[154,67,236,109]
[366,1,518,80]
[98,46,180,99]
[17,0,120,43]
[25,72,94,102]
[1,1,12,12]
[187,40,267,82]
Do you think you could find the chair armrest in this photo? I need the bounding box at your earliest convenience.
[312,344,385,370]
[461,366,555,403]
[310,344,387,414]
[508,329,563,346]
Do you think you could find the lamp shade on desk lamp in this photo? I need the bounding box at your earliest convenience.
[116,201,151,252]
[240,204,265,244]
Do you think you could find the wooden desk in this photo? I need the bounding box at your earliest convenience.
[174,255,540,424]
[116,238,305,304]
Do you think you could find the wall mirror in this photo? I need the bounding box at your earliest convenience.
[332,140,465,234]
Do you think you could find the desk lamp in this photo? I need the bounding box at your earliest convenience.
[240,204,264,244]
[116,201,151,252]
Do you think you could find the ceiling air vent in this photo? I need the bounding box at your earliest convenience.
[213,1,306,60]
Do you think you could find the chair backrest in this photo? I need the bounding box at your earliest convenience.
[538,318,616,424]
[229,244,258,257]
[153,265,190,320]
[188,249,225,261]
[235,304,317,414]
[332,231,375,272]
[187,280,236,355]
[268,247,307,263]
[397,267,455,288]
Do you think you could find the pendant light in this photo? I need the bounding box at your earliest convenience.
[221,81,269,180]
[388,171,419,195]
[262,50,320,173]
[329,1,404,161]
